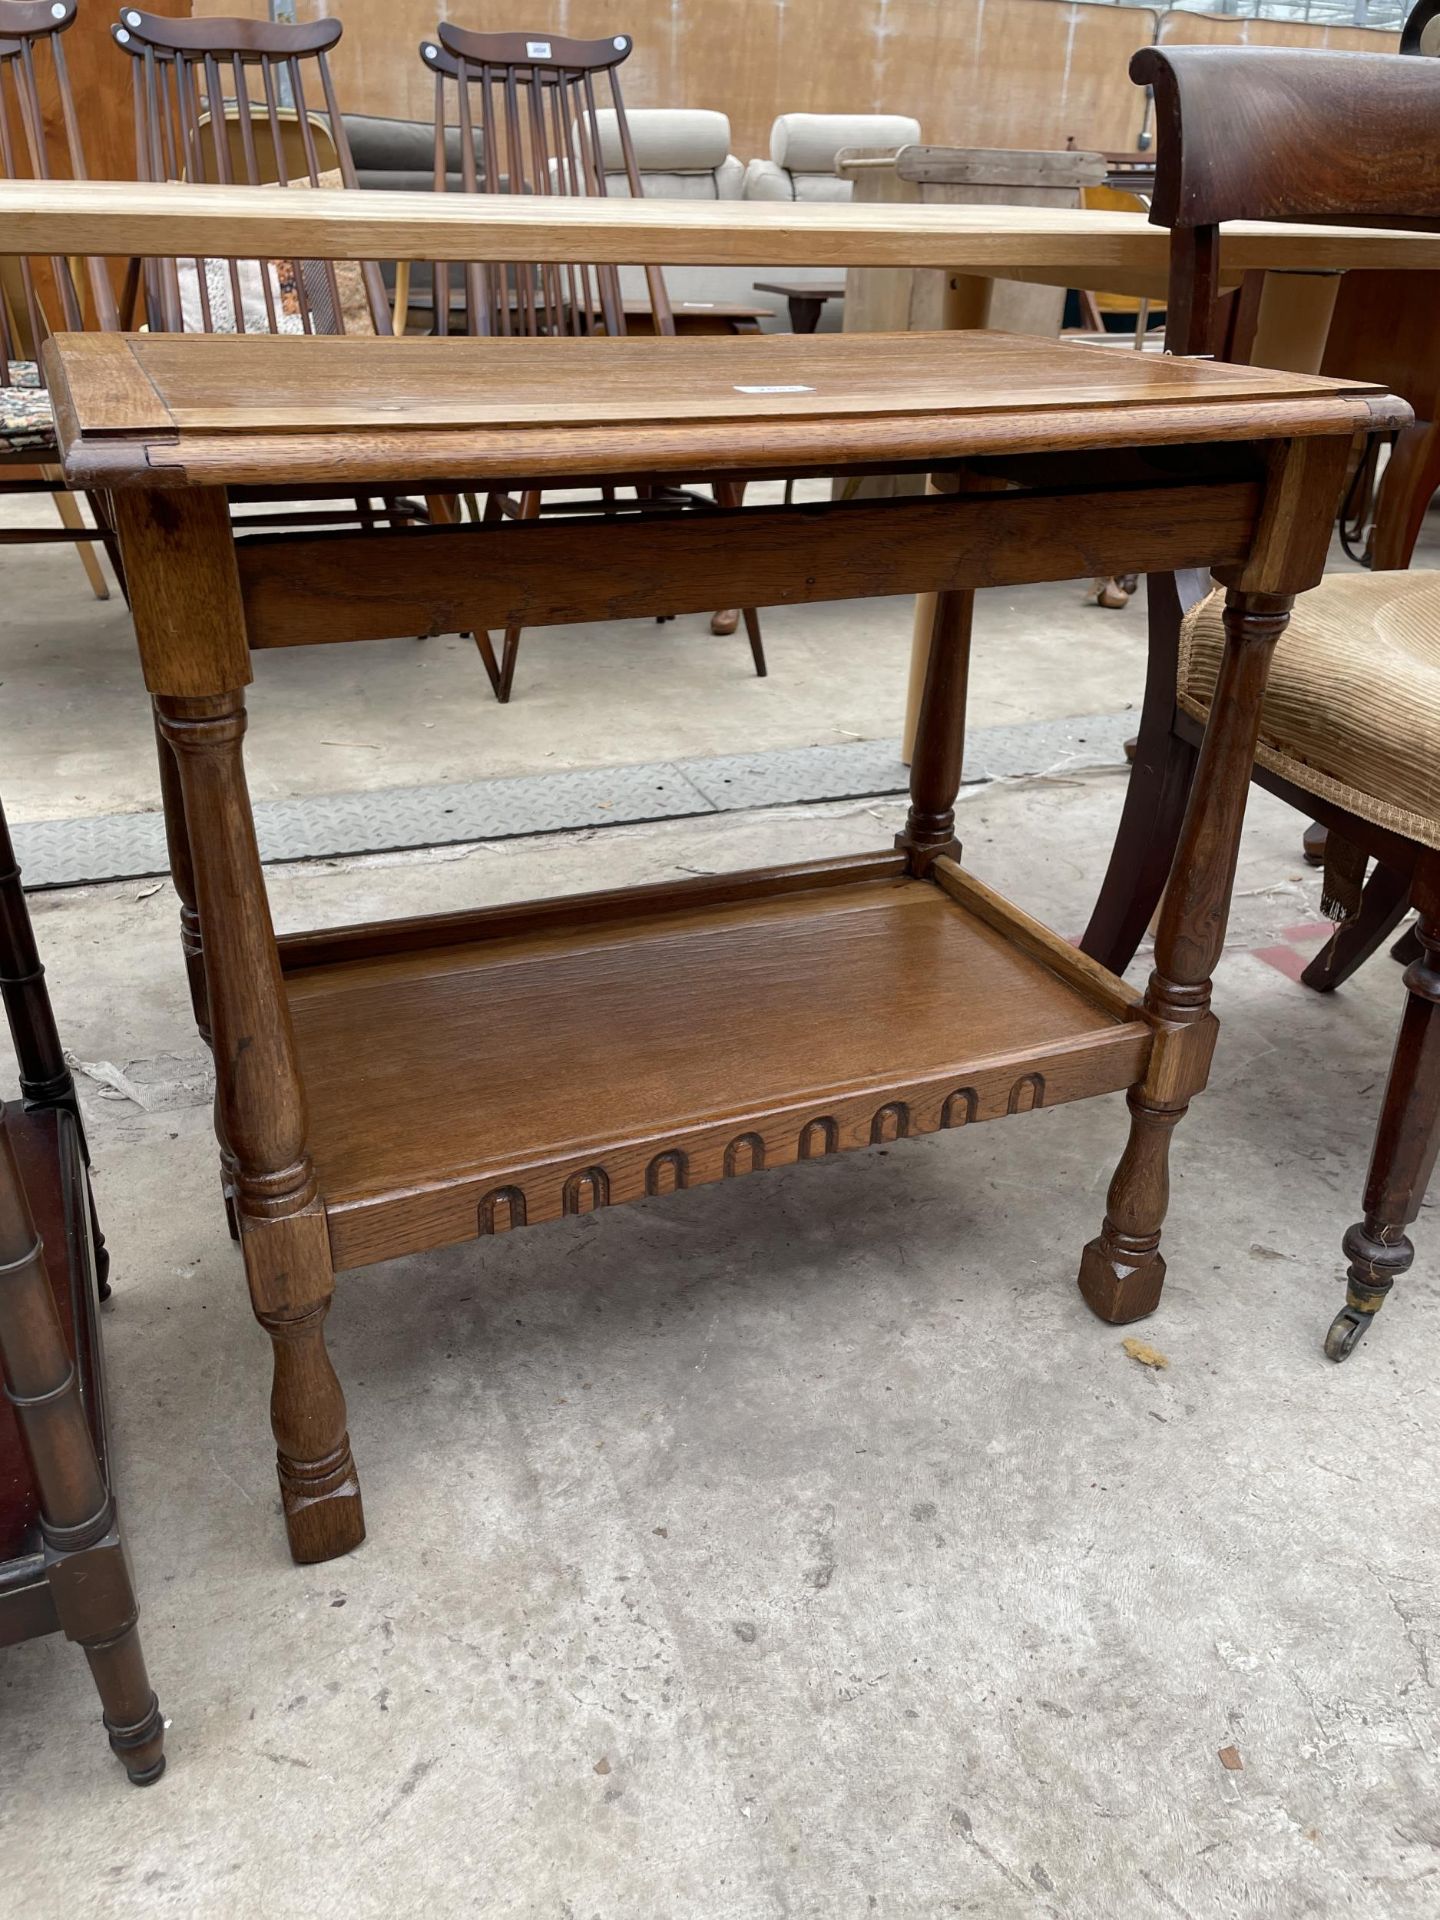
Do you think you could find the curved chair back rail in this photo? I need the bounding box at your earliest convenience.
[418,23,668,338]
[1132,45,1440,353]
[0,0,118,378]
[112,7,391,337]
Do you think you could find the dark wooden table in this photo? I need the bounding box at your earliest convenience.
[46,324,1403,1568]
[753,280,846,333]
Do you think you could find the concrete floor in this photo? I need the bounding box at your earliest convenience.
[2,780,1438,1917]
[2,501,1439,1915]
[0,487,1152,820]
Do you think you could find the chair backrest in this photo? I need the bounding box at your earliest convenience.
[419,24,670,338]
[1131,45,1440,356]
[0,0,118,381]
[112,8,391,336]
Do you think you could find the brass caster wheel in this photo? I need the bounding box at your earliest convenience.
[1324,1306,1372,1362]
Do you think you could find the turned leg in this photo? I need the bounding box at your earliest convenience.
[0,1110,164,1784]
[896,588,973,874]
[154,709,238,1238]
[1326,856,1440,1359]
[157,691,363,1564]
[1081,591,1292,1322]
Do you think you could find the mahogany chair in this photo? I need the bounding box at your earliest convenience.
[419,24,766,702]
[1,794,165,1785]
[1081,44,1440,1360]
[0,0,120,600]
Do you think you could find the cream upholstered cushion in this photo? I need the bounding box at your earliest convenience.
[602,156,745,201]
[769,111,920,171]
[1178,571,1440,850]
[741,157,853,203]
[592,107,732,174]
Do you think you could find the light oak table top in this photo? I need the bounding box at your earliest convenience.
[7,177,1440,275]
[45,329,1403,492]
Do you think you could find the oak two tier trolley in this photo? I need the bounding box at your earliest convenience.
[45,325,1404,1564]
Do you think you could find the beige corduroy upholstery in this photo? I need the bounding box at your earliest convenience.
[1178,570,1440,851]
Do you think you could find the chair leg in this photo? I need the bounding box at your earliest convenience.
[1325,856,1440,1359]
[481,489,540,703]
[1370,417,1440,573]
[742,607,767,678]
[52,490,109,601]
[1394,925,1424,967]
[710,481,764,668]
[1080,573,1200,975]
[1301,861,1413,994]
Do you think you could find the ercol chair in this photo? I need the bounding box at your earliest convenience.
[1,795,165,1786]
[112,9,456,549]
[0,0,119,600]
[112,8,390,339]
[1081,44,1440,1362]
[419,23,766,702]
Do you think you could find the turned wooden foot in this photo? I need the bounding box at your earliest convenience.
[1325,867,1440,1360]
[1078,1093,1181,1323]
[85,1621,166,1785]
[258,1293,365,1564]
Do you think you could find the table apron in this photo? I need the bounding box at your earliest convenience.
[235,477,1263,651]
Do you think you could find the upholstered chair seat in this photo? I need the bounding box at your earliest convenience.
[1178,571,1440,850]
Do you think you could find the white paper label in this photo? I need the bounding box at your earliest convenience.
[733,383,813,394]
[526,40,552,56]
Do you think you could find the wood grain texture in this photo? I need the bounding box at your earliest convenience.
[279,868,1153,1271]
[9,177,1440,274]
[235,477,1268,649]
[44,330,1406,491]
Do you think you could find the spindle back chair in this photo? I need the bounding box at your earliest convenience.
[0,0,118,598]
[418,23,764,701]
[420,24,670,338]
[112,8,392,337]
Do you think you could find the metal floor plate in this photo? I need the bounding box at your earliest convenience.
[11,711,1132,890]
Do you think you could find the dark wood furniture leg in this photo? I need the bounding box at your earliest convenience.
[788,294,823,334]
[1370,418,1440,572]
[1326,852,1440,1359]
[1301,861,1414,993]
[1080,571,1203,975]
[0,796,109,1294]
[0,1109,164,1784]
[1080,590,1291,1321]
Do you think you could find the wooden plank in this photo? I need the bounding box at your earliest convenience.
[9,178,1440,274]
[236,477,1268,649]
[92,328,1381,436]
[931,856,1145,1022]
[277,853,909,973]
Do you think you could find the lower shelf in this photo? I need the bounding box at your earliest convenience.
[281,853,1153,1272]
